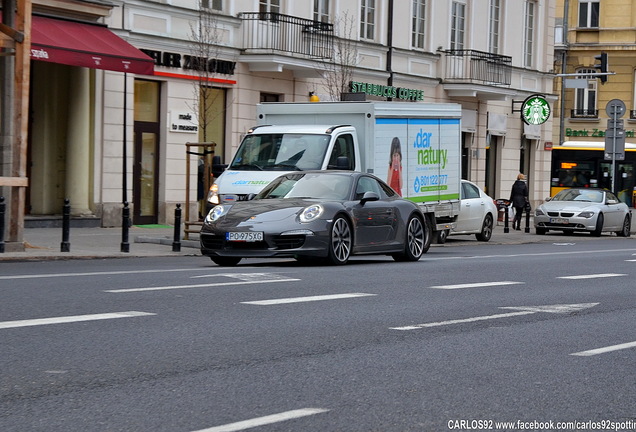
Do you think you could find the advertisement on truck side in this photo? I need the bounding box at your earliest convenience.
[373,118,461,202]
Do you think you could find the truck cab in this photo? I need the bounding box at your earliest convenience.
[206,124,360,206]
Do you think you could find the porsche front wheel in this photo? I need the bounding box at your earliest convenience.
[327,216,352,265]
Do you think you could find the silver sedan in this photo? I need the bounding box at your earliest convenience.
[534,188,631,236]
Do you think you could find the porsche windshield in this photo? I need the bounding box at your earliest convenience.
[230,134,330,171]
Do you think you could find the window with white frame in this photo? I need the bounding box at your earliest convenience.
[450,1,466,50]
[578,0,599,28]
[488,0,500,54]
[314,0,330,23]
[360,0,375,40]
[574,68,598,118]
[201,0,222,10]
[259,0,280,14]
[412,0,426,49]
[523,0,535,67]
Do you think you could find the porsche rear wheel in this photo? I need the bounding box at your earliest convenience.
[327,216,352,265]
[393,215,427,262]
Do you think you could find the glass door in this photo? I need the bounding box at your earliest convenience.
[133,123,159,225]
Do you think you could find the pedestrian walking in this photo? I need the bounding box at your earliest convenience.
[509,173,529,230]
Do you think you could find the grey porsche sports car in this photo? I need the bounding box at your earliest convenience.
[200,171,430,266]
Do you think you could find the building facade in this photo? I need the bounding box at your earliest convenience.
[21,0,556,231]
[553,0,636,205]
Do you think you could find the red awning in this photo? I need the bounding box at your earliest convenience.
[30,15,154,75]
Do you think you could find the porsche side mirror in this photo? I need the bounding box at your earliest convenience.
[360,191,379,204]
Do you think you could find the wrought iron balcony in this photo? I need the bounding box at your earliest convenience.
[239,12,334,59]
[571,109,599,119]
[441,49,512,86]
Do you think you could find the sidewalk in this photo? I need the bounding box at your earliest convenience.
[0,226,201,261]
[0,220,566,262]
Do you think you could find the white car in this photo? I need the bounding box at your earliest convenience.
[438,180,497,243]
[534,188,631,236]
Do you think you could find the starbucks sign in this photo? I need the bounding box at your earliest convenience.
[521,94,551,125]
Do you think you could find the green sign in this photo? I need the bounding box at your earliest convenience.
[521,94,551,125]
[350,81,424,101]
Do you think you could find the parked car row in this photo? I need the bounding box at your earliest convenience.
[200,172,631,266]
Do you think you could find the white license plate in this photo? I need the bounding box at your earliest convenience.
[550,217,569,224]
[226,232,264,242]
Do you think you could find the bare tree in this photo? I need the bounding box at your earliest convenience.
[318,11,359,101]
[187,2,220,142]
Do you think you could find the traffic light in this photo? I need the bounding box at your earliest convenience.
[594,52,608,84]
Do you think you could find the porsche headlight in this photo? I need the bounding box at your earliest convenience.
[578,211,595,218]
[205,205,228,223]
[299,204,323,223]
[207,183,220,205]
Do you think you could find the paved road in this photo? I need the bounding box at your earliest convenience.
[1,237,635,431]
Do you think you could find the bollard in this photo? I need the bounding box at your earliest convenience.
[61,199,71,252]
[172,204,182,252]
[503,206,510,233]
[525,206,531,233]
[121,201,130,253]
[0,196,5,253]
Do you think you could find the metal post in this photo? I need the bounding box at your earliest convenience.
[61,198,70,252]
[121,201,130,253]
[504,205,510,233]
[0,196,5,253]
[525,207,531,233]
[172,204,181,252]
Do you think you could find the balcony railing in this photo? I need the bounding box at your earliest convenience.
[571,109,599,119]
[441,49,512,86]
[239,12,334,59]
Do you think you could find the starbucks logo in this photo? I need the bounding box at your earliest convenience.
[521,95,551,125]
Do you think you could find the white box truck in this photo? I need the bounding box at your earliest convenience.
[206,101,462,245]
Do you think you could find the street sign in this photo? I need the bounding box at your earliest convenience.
[605,99,626,118]
[607,118,624,130]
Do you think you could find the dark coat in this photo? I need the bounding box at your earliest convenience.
[509,180,528,208]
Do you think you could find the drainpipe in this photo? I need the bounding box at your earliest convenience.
[386,0,394,100]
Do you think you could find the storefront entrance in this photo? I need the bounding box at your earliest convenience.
[133,80,161,225]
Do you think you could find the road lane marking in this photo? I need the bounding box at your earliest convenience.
[557,273,627,280]
[0,311,155,329]
[391,311,534,330]
[242,293,376,305]
[391,303,599,331]
[571,341,636,356]
[0,268,209,280]
[192,408,330,432]
[429,281,523,290]
[106,273,301,293]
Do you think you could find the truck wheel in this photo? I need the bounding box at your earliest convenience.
[327,216,352,265]
[436,229,449,244]
[211,256,242,266]
[393,215,426,262]
[475,214,493,242]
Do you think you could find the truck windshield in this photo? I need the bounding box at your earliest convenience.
[230,133,330,171]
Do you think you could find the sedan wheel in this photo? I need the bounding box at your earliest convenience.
[327,216,352,265]
[616,215,631,237]
[393,215,427,262]
[591,213,604,237]
[475,214,493,241]
[211,256,242,266]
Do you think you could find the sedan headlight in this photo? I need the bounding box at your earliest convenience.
[205,205,229,223]
[535,208,545,216]
[299,204,323,223]
[577,211,595,218]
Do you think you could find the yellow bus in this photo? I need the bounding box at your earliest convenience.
[550,141,636,206]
